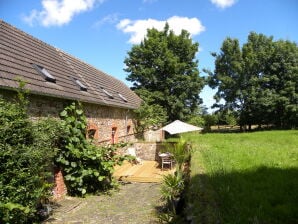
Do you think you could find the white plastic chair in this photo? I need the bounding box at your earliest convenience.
[126,147,143,164]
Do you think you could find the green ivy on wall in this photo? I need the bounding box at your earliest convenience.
[56,102,127,196]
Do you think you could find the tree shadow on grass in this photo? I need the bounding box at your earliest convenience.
[188,166,298,224]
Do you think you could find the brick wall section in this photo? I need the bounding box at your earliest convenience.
[53,168,67,200]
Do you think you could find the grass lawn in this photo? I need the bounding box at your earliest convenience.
[184,130,298,224]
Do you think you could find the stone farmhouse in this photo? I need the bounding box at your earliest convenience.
[0,20,142,144]
[0,20,144,198]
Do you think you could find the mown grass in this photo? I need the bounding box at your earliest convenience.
[184,130,298,224]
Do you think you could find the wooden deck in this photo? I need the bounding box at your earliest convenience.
[113,161,175,183]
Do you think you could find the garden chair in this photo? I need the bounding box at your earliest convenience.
[161,155,173,170]
[126,147,143,164]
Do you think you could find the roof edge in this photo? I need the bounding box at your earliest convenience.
[0,85,139,110]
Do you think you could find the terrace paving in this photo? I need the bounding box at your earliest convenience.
[43,182,163,224]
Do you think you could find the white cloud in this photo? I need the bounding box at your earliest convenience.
[210,0,237,9]
[23,0,104,27]
[117,16,205,44]
[93,13,119,27]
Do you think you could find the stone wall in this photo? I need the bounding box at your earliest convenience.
[143,129,164,142]
[83,102,136,144]
[134,142,165,162]
[22,93,138,144]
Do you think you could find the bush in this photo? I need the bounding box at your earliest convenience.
[159,139,193,223]
[0,95,63,223]
[187,115,205,127]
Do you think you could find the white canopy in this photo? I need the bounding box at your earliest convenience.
[161,120,203,135]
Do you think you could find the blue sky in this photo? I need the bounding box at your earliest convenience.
[1,0,297,111]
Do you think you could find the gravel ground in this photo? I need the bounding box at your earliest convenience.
[43,183,163,224]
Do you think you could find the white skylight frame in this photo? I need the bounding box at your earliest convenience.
[101,87,114,99]
[118,93,128,102]
[72,77,87,91]
[32,64,56,83]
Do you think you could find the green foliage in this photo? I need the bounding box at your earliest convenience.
[224,113,237,126]
[203,114,218,130]
[161,171,184,202]
[214,109,238,126]
[164,138,191,171]
[161,171,184,214]
[56,102,127,196]
[208,32,298,129]
[185,130,298,224]
[134,100,168,134]
[187,115,205,127]
[125,23,205,121]
[159,138,192,223]
[0,90,63,223]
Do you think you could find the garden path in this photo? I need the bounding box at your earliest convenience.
[43,182,162,224]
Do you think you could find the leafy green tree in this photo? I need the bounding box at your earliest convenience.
[208,32,298,129]
[187,106,208,127]
[203,114,218,130]
[125,24,205,121]
[207,38,243,113]
[267,39,298,128]
[134,101,168,134]
[240,33,276,128]
[133,88,168,135]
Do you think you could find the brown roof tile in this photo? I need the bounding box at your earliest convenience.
[0,20,141,109]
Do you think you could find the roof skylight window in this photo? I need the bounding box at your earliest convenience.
[118,93,128,102]
[101,87,113,99]
[32,64,56,83]
[72,77,87,91]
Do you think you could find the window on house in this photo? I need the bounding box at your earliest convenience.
[32,64,56,83]
[87,123,99,140]
[101,87,113,99]
[118,93,128,102]
[87,129,96,139]
[111,127,117,144]
[72,77,87,91]
[127,125,131,135]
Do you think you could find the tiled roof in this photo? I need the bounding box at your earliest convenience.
[0,20,141,109]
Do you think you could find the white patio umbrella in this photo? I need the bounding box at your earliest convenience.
[161,120,203,135]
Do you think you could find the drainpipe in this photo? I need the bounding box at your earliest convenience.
[125,109,129,142]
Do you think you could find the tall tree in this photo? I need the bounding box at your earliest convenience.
[267,39,298,127]
[208,32,298,129]
[125,24,205,121]
[240,33,275,128]
[208,38,243,112]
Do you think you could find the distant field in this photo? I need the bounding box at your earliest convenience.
[184,130,298,224]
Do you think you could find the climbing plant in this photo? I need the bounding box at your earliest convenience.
[56,102,127,196]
